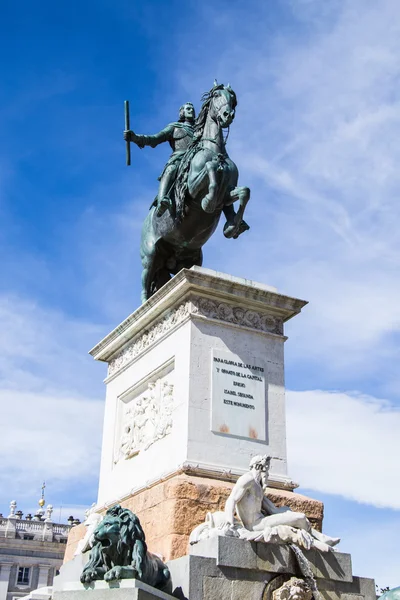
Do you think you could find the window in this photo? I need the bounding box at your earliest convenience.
[17,567,30,586]
[23,534,34,540]
[59,538,67,544]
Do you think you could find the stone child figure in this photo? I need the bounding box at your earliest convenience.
[123,102,195,217]
[190,455,340,552]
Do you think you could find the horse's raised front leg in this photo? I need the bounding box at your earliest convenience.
[201,158,220,213]
[223,186,250,239]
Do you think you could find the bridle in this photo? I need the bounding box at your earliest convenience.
[202,90,234,147]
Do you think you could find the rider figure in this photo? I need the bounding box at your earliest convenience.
[124,102,196,217]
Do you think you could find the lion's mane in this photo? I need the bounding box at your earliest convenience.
[80,505,171,592]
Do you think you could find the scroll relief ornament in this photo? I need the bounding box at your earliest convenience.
[108,297,283,377]
[108,302,191,376]
[115,379,174,463]
[193,297,284,335]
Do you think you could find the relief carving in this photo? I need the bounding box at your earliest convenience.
[108,302,191,376]
[193,297,283,335]
[115,379,174,463]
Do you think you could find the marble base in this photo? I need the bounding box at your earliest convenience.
[89,267,307,509]
[53,557,173,600]
[167,536,376,600]
[53,580,173,600]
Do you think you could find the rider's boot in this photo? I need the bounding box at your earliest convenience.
[156,167,176,217]
[156,196,173,217]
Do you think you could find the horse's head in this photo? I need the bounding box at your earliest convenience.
[209,83,237,128]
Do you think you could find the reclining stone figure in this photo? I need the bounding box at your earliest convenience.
[190,455,340,552]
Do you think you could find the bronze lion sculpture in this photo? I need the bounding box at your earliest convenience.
[80,505,171,593]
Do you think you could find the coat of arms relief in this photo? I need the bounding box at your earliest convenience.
[114,378,174,463]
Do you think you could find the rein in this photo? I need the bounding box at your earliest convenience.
[201,123,230,153]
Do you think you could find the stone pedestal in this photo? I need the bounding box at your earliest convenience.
[54,580,173,600]
[54,553,174,600]
[90,267,307,509]
[167,537,376,600]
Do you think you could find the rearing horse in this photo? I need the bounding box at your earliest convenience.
[140,83,250,303]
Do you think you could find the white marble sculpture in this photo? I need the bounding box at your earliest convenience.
[8,500,17,518]
[45,504,54,522]
[190,455,340,552]
[74,505,103,556]
[115,379,174,462]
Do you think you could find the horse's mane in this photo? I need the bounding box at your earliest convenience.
[193,83,236,141]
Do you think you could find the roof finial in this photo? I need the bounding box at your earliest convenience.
[8,500,17,518]
[38,481,46,508]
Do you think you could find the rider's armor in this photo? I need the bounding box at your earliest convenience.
[133,122,194,216]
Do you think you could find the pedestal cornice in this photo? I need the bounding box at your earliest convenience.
[89,267,307,371]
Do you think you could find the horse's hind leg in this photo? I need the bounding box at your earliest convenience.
[141,247,159,304]
[194,248,203,267]
[141,265,154,304]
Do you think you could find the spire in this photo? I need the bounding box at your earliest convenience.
[38,481,46,508]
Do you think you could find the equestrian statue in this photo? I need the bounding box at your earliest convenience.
[124,82,250,303]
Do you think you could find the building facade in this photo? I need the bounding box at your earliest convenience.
[0,501,78,600]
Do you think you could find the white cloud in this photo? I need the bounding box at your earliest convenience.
[0,389,103,505]
[286,389,400,508]
[0,293,105,395]
[0,292,105,510]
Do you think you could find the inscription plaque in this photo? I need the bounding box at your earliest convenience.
[211,349,266,440]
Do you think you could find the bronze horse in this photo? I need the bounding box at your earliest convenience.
[140,83,250,303]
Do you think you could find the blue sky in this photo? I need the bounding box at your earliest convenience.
[1,0,399,589]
